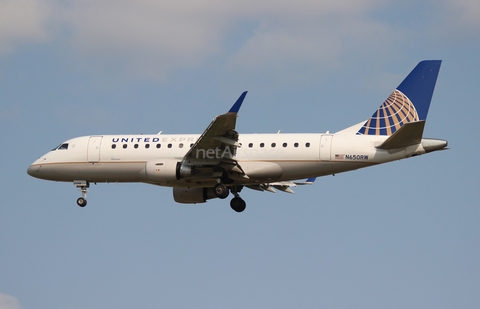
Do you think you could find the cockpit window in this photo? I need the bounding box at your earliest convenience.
[52,143,69,151]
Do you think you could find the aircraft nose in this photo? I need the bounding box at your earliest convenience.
[27,157,46,178]
[27,164,39,177]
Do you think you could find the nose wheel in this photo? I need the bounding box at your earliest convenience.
[74,180,89,207]
[77,197,87,207]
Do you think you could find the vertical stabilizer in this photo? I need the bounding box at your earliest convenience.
[357,60,441,136]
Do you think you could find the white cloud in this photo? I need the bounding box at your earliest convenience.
[226,0,394,78]
[52,0,390,79]
[58,0,232,79]
[0,0,51,54]
[0,293,21,309]
[442,0,480,26]
[1,0,477,81]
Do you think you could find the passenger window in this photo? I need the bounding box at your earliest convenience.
[112,144,116,149]
[123,144,127,149]
[294,143,299,148]
[260,143,264,148]
[145,144,150,149]
[248,143,253,148]
[168,144,172,148]
[179,143,184,148]
[283,142,287,147]
[156,144,161,149]
[271,142,276,148]
[190,143,194,148]
[306,142,310,147]
[134,144,139,149]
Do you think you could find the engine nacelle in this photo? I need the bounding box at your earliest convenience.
[145,159,193,183]
[173,187,218,204]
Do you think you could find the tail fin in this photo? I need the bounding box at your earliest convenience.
[357,60,441,136]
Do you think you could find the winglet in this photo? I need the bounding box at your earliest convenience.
[228,91,248,113]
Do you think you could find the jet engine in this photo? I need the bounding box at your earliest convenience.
[173,187,218,204]
[145,159,193,183]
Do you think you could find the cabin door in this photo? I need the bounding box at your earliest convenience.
[87,136,103,163]
[319,134,332,162]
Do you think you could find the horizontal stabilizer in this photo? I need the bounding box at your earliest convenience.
[376,121,425,149]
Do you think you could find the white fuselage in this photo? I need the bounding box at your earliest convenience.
[26,61,447,210]
[27,132,432,187]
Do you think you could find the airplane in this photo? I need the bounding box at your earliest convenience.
[27,60,447,212]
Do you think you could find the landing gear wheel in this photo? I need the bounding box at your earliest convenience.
[74,180,89,207]
[77,197,87,207]
[230,197,246,213]
[214,183,229,199]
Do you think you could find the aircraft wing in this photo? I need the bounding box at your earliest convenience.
[182,92,247,172]
[246,178,316,194]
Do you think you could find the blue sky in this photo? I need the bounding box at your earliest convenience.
[1,0,479,308]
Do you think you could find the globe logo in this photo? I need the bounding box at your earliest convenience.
[357,89,419,136]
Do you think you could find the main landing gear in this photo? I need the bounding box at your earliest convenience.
[74,180,89,207]
[230,196,246,213]
[213,183,246,212]
[213,183,229,199]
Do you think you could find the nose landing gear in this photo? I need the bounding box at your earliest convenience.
[74,180,89,207]
[77,197,87,207]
